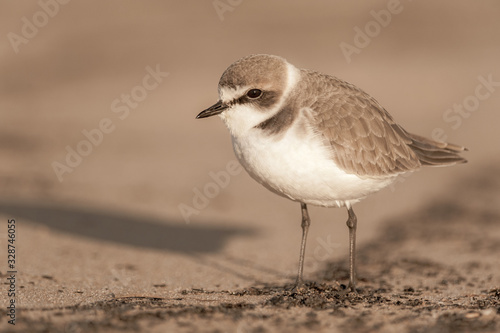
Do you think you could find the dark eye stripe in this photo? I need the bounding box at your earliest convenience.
[233,90,280,110]
[235,91,264,104]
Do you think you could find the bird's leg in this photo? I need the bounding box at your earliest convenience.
[295,202,311,290]
[346,206,357,292]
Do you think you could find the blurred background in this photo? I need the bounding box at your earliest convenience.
[0,1,499,304]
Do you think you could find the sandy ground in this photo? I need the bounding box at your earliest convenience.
[1,1,499,332]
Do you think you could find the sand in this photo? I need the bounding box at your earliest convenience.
[0,1,499,332]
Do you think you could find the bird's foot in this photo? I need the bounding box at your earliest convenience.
[291,280,307,294]
[347,282,358,293]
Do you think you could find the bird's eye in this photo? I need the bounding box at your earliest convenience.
[246,89,262,99]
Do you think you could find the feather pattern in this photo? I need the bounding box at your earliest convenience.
[294,69,466,177]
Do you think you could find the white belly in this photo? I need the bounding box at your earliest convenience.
[231,124,397,208]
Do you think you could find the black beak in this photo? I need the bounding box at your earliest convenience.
[196,100,229,119]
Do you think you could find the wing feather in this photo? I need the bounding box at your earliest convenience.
[298,70,426,177]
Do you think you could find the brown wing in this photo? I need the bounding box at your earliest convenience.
[406,133,467,166]
[300,70,424,177]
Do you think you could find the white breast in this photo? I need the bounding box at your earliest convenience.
[231,118,397,208]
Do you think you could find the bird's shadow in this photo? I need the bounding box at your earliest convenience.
[0,201,256,254]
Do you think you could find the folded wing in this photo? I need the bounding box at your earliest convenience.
[300,70,467,177]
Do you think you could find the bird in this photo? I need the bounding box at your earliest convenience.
[196,54,467,291]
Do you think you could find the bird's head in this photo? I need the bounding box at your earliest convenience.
[197,54,299,137]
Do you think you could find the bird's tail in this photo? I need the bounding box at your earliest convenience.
[408,133,468,166]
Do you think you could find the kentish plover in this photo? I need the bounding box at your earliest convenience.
[197,54,467,291]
